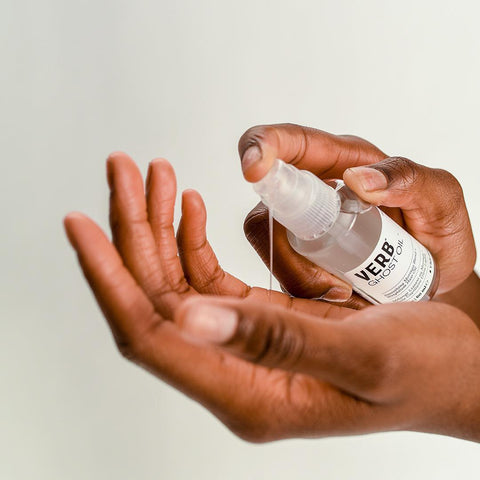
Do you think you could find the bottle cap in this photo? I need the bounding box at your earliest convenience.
[253,159,341,240]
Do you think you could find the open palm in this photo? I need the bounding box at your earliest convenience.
[65,153,366,441]
[65,146,480,442]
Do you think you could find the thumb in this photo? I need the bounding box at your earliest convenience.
[176,296,388,398]
[342,156,476,294]
[342,156,461,214]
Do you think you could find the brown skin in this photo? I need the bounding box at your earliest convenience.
[64,124,480,443]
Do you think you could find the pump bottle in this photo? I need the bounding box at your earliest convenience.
[253,159,438,304]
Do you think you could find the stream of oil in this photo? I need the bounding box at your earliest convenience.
[268,207,273,301]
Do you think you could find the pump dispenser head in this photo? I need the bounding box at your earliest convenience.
[253,159,341,240]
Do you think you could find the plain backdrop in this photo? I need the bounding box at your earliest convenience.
[2,1,480,479]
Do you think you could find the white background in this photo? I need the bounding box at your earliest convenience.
[2,1,480,478]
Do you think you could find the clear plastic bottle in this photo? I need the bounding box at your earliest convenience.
[253,159,439,304]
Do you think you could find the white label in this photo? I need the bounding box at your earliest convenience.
[344,211,436,304]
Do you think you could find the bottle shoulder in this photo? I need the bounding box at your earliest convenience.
[288,206,382,255]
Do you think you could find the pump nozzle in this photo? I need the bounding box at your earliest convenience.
[253,159,341,240]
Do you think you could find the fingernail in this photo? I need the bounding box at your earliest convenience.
[241,145,262,172]
[346,167,388,192]
[319,287,351,302]
[182,303,238,344]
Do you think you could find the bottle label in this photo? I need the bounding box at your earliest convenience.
[344,210,436,304]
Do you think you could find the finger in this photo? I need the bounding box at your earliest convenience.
[176,189,365,312]
[176,189,251,297]
[177,296,395,400]
[64,212,161,348]
[244,202,354,302]
[343,157,476,292]
[238,123,387,182]
[145,159,195,298]
[63,212,284,438]
[65,213,378,441]
[107,152,188,318]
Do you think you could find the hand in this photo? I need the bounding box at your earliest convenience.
[239,124,476,301]
[65,151,480,443]
[177,295,480,442]
[64,152,358,440]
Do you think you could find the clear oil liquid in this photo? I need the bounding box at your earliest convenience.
[286,181,438,304]
[268,207,273,301]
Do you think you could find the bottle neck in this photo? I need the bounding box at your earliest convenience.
[253,160,341,240]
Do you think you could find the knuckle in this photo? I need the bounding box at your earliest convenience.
[287,124,310,164]
[338,133,377,148]
[280,267,331,298]
[142,272,173,299]
[424,169,468,231]
[432,168,464,197]
[338,134,387,164]
[278,279,306,298]
[377,156,421,190]
[140,264,188,301]
[168,274,191,296]
[240,314,306,370]
[193,262,226,293]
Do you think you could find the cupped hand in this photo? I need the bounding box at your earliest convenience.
[65,151,480,443]
[239,124,476,300]
[64,152,355,440]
